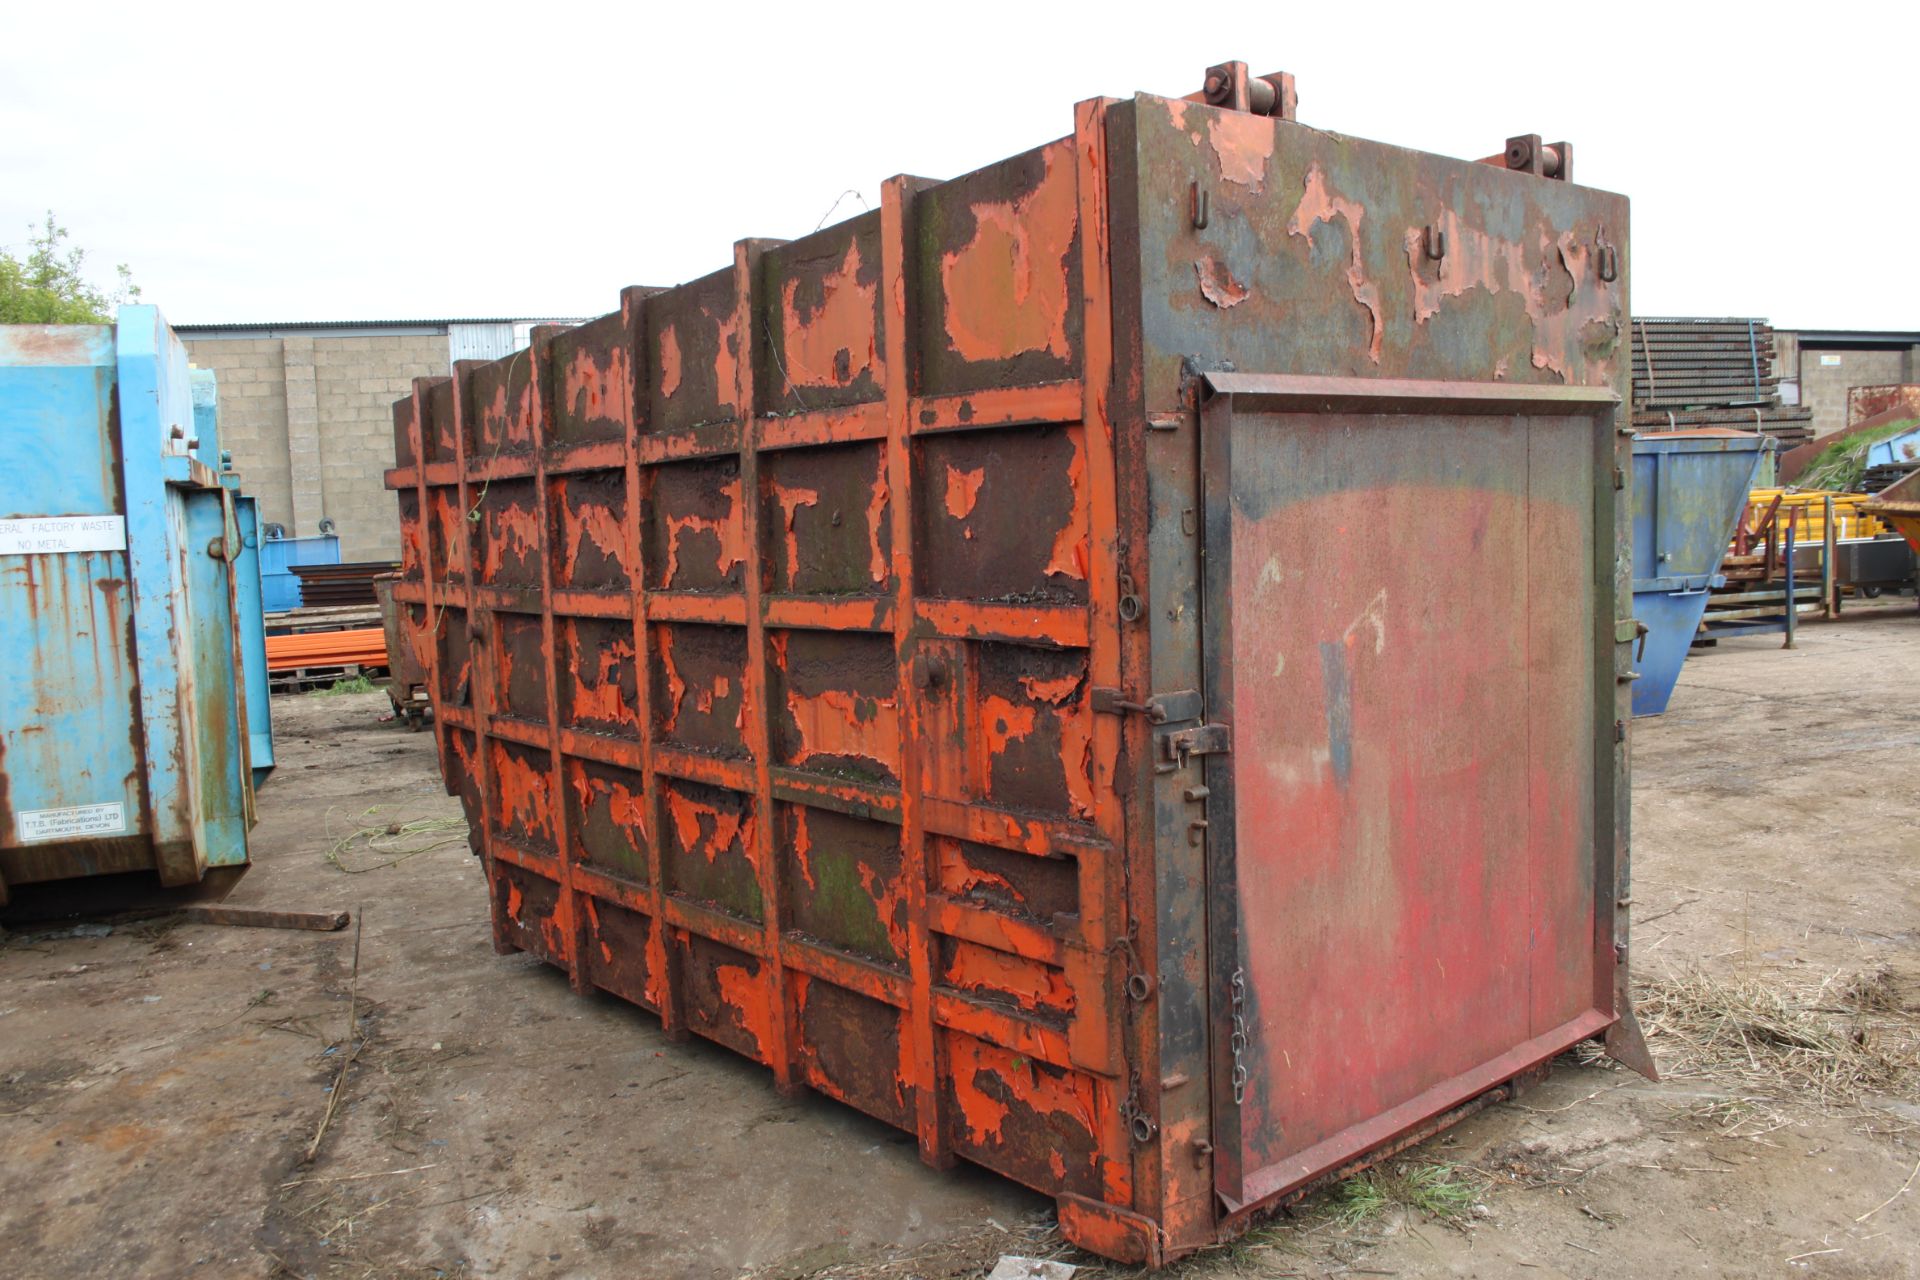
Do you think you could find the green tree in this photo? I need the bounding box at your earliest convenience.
[0,212,141,323]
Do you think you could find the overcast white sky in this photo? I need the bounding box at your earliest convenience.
[4,1,1914,330]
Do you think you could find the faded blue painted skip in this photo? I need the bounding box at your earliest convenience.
[1630,432,1768,717]
[0,307,273,901]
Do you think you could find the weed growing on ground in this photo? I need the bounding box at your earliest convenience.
[309,674,376,696]
[1332,1160,1486,1229]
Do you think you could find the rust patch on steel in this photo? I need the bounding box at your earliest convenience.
[495,614,548,722]
[663,779,761,920]
[917,426,1089,604]
[794,974,914,1126]
[946,1034,1102,1197]
[566,758,649,884]
[761,442,891,594]
[652,460,746,591]
[552,472,631,591]
[1402,216,1618,381]
[934,836,1078,925]
[475,481,541,588]
[783,805,908,965]
[1195,254,1250,308]
[1287,164,1384,363]
[560,617,638,735]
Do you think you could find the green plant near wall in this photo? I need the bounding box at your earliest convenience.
[1798,417,1920,492]
[0,212,140,324]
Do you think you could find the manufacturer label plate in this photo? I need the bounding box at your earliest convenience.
[16,802,128,842]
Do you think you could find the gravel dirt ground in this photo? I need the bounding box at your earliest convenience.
[1,603,1916,1279]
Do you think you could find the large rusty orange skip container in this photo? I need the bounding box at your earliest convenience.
[385,64,1652,1263]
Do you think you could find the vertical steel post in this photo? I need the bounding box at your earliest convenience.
[1783,519,1797,649]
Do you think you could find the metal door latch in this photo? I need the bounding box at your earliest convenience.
[1157,722,1230,771]
[1094,687,1202,724]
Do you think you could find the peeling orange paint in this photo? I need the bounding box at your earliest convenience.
[982,696,1037,760]
[1401,215,1617,382]
[1018,672,1082,704]
[941,143,1077,364]
[1195,254,1250,308]
[560,497,627,584]
[1044,435,1089,581]
[937,844,1020,905]
[571,768,647,844]
[664,787,751,865]
[662,477,747,584]
[944,939,1073,1017]
[944,464,986,520]
[949,1035,1097,1148]
[483,502,540,582]
[693,673,731,715]
[563,343,627,426]
[714,308,742,414]
[1060,704,1096,819]
[1208,110,1275,190]
[772,481,820,575]
[786,687,901,775]
[865,461,889,583]
[1288,164,1384,363]
[856,857,911,960]
[493,747,553,842]
[659,323,682,398]
[505,878,524,921]
[715,961,776,1061]
[790,805,816,893]
[656,628,686,733]
[781,240,878,389]
[483,373,535,447]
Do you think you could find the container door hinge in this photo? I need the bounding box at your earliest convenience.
[1157,721,1230,771]
[1094,687,1203,724]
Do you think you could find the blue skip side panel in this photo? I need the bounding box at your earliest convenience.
[259,533,341,613]
[0,308,271,901]
[1630,432,1769,716]
[0,328,146,857]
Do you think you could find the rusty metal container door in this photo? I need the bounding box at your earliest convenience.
[1196,375,1622,1211]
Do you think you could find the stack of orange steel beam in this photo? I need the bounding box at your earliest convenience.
[264,626,387,673]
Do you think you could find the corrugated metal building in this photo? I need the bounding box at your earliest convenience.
[178,318,581,563]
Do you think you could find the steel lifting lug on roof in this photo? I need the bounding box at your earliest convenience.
[1487,133,1573,182]
[1200,61,1297,119]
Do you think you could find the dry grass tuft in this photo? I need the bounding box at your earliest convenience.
[1637,966,1920,1110]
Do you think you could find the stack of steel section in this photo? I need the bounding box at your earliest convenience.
[383,64,1649,1263]
[1631,317,1813,445]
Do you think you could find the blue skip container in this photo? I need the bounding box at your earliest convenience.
[1630,430,1769,716]
[0,307,274,905]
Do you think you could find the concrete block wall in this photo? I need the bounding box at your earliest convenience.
[1773,331,1920,444]
[186,333,449,562]
[187,339,294,537]
[311,333,447,562]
